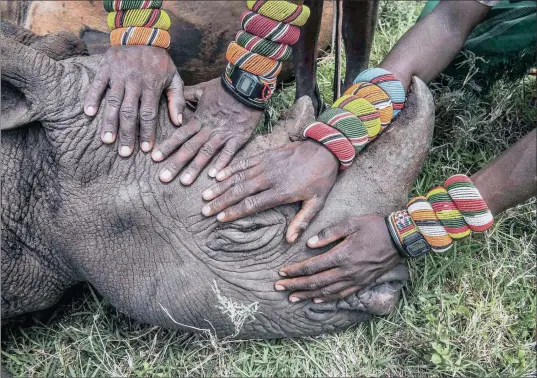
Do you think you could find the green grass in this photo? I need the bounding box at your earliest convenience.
[2,1,536,376]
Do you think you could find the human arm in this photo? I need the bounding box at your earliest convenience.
[379,0,492,91]
[275,129,537,303]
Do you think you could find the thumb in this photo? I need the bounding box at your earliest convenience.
[286,198,325,243]
[166,71,186,126]
[183,83,204,102]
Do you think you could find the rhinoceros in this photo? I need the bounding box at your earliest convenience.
[1,25,434,339]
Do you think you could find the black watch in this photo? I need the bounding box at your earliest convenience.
[221,66,267,110]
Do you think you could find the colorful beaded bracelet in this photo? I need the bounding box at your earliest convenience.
[110,26,170,48]
[236,30,293,61]
[332,95,382,141]
[226,41,282,78]
[426,186,471,240]
[302,122,356,170]
[407,196,454,253]
[247,0,311,26]
[354,68,406,119]
[104,0,162,12]
[317,108,369,153]
[241,10,300,46]
[445,174,494,232]
[107,9,171,30]
[344,81,393,130]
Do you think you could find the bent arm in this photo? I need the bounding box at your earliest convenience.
[379,0,492,91]
[472,129,537,217]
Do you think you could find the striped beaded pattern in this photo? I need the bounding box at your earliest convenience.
[104,0,162,12]
[317,108,368,153]
[407,196,453,253]
[107,9,170,30]
[110,26,170,48]
[332,95,381,140]
[303,122,356,170]
[445,174,494,232]
[241,11,300,45]
[226,42,282,78]
[426,186,471,240]
[344,81,393,129]
[247,0,311,26]
[354,68,405,118]
[236,30,292,61]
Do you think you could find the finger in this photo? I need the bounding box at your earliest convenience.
[274,268,343,294]
[202,165,264,201]
[306,221,357,249]
[311,285,361,304]
[151,118,202,162]
[139,89,160,152]
[286,198,325,243]
[291,283,358,303]
[159,130,209,183]
[201,170,269,217]
[183,83,204,102]
[118,84,142,157]
[84,65,110,116]
[215,153,264,181]
[215,190,280,222]
[207,139,244,178]
[166,72,185,126]
[179,136,226,185]
[279,242,349,278]
[101,82,125,144]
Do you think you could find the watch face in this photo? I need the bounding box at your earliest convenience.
[237,75,256,96]
[407,239,430,257]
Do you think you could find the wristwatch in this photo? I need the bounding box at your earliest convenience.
[221,65,268,110]
[386,210,431,258]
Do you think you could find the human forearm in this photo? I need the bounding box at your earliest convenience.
[472,129,537,217]
[379,0,491,91]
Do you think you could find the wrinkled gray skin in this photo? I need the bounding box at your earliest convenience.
[1,26,434,339]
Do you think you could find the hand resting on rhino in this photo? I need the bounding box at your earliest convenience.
[1,26,435,339]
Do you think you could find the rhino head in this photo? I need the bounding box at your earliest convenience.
[1,26,434,339]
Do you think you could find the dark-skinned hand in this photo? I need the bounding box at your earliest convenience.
[201,140,339,243]
[84,46,185,156]
[151,78,263,185]
[275,215,402,303]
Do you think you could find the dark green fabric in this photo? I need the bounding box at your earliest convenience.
[418,0,536,89]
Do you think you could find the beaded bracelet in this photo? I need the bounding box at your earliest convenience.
[241,11,301,46]
[344,81,393,130]
[247,0,311,26]
[104,0,163,12]
[110,26,170,48]
[226,42,282,78]
[332,95,382,141]
[302,122,356,169]
[354,68,406,118]
[107,9,171,30]
[236,30,293,61]
[385,174,494,259]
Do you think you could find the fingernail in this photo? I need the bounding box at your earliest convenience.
[313,298,324,304]
[208,168,217,178]
[202,205,211,216]
[103,132,114,144]
[275,285,285,291]
[289,296,300,303]
[178,114,183,125]
[202,189,213,200]
[216,171,226,181]
[289,233,298,243]
[160,169,172,182]
[141,142,151,152]
[217,212,225,221]
[180,173,192,185]
[308,235,319,246]
[86,106,95,116]
[278,271,287,277]
[119,145,132,157]
[152,151,163,161]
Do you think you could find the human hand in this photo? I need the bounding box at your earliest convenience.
[201,140,339,243]
[151,78,263,185]
[275,215,402,303]
[84,46,185,156]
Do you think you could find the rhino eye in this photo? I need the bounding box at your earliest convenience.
[206,211,286,253]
